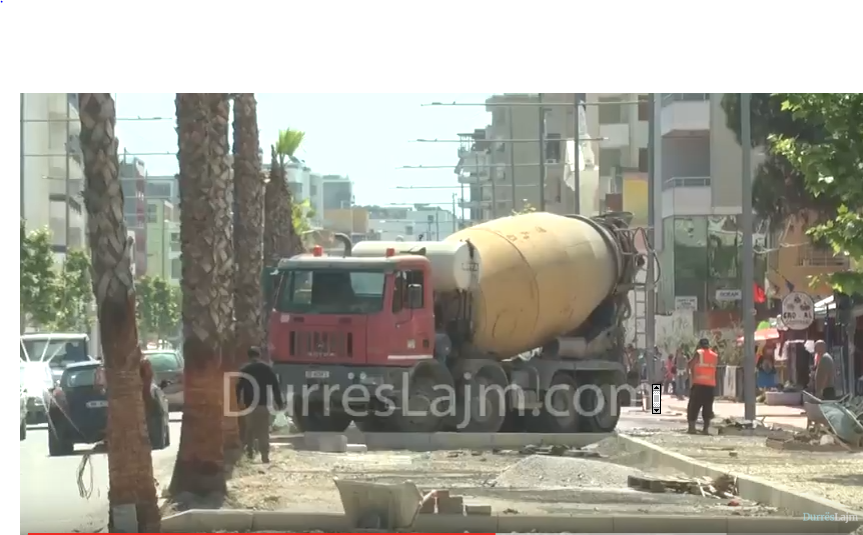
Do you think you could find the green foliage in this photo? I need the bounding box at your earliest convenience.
[770,93,863,294]
[52,249,93,332]
[273,128,306,168]
[720,94,838,228]
[512,202,537,216]
[136,276,180,340]
[292,198,314,235]
[20,220,59,329]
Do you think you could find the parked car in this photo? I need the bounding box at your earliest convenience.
[142,349,184,409]
[19,361,55,424]
[46,361,170,456]
[20,333,95,383]
[19,375,28,441]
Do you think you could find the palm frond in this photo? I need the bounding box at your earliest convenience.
[274,129,306,158]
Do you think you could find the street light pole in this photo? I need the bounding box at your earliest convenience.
[538,94,546,211]
[451,193,458,233]
[64,94,71,258]
[508,106,517,212]
[646,93,659,382]
[741,93,756,422]
[573,93,583,214]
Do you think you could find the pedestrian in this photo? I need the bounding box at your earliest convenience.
[235,346,284,463]
[813,340,836,401]
[686,338,718,435]
[674,348,688,399]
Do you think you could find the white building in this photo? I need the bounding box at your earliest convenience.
[368,205,457,241]
[21,93,86,259]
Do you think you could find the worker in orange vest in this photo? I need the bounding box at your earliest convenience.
[686,338,718,435]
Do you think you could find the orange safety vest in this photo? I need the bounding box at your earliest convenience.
[692,348,718,387]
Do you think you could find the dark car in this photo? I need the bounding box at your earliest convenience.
[46,361,171,456]
[142,350,184,409]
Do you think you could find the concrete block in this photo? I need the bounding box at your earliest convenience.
[185,510,254,533]
[346,443,367,453]
[464,504,492,516]
[434,490,450,500]
[251,511,349,532]
[414,513,497,532]
[497,514,613,533]
[418,499,436,514]
[304,433,348,452]
[436,495,464,515]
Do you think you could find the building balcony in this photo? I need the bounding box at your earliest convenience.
[458,199,489,210]
[661,94,709,136]
[457,171,488,184]
[661,176,712,218]
[599,121,648,149]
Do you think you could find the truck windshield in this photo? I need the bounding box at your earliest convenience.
[277,269,386,314]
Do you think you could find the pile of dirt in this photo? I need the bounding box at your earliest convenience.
[491,455,638,489]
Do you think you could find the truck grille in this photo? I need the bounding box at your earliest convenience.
[289,331,353,358]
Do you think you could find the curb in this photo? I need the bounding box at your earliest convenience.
[616,434,863,518]
[273,431,612,451]
[161,509,859,533]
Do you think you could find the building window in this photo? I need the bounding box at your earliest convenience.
[146,204,158,223]
[171,258,181,280]
[545,133,562,162]
[310,184,317,196]
[797,244,848,267]
[637,95,650,121]
[598,97,623,124]
[638,148,649,172]
[599,148,622,176]
[405,225,414,236]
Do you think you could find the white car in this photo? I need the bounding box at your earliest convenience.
[20,362,55,424]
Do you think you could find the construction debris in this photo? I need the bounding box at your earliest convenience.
[416,489,493,516]
[716,418,793,439]
[517,444,602,458]
[770,394,863,451]
[626,473,739,500]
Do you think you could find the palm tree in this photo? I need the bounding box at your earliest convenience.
[169,93,232,496]
[78,93,160,531]
[227,93,264,457]
[263,128,305,265]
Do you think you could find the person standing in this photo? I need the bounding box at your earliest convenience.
[674,348,688,399]
[686,338,718,435]
[813,340,836,400]
[236,346,284,463]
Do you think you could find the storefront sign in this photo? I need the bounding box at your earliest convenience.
[781,291,815,330]
[674,296,698,311]
[715,289,742,302]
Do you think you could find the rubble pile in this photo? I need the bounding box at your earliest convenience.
[770,394,863,451]
[627,473,739,500]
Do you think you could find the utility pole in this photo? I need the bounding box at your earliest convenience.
[64,94,72,258]
[538,94,546,211]
[489,154,497,219]
[646,93,660,383]
[573,93,584,214]
[20,94,25,220]
[741,93,756,422]
[451,193,458,233]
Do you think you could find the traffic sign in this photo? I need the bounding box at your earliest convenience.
[781,291,815,330]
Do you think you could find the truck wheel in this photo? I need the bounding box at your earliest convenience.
[455,362,508,433]
[580,382,621,433]
[293,402,353,433]
[390,376,444,433]
[526,372,579,433]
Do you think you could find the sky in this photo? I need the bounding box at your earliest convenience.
[114,93,492,209]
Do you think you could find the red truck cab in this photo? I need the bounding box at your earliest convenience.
[268,249,437,429]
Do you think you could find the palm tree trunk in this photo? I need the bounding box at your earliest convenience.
[78,93,160,532]
[170,93,232,496]
[227,93,264,456]
[263,147,282,267]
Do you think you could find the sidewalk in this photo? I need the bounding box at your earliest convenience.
[661,394,808,430]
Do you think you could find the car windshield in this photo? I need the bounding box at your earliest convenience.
[144,352,180,373]
[21,337,89,368]
[62,366,101,389]
[277,269,386,314]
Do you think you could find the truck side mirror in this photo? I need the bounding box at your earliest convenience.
[406,284,423,309]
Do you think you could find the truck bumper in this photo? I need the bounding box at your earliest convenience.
[272,363,412,402]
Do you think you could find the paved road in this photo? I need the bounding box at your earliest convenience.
[20,413,182,534]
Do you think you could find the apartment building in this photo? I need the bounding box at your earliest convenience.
[145,175,179,205]
[119,156,148,275]
[459,93,635,222]
[321,174,353,210]
[366,205,457,241]
[145,200,180,284]
[20,93,86,259]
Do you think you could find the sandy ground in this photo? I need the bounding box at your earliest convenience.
[637,431,863,512]
[180,439,786,518]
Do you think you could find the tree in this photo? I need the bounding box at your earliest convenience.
[264,128,304,265]
[20,220,59,331]
[227,93,263,459]
[78,93,160,531]
[770,93,863,294]
[293,198,314,247]
[721,94,838,228]
[136,276,180,342]
[53,249,94,332]
[170,93,232,497]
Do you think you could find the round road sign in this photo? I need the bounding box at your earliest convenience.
[781,291,815,330]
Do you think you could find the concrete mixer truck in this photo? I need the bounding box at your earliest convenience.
[266,211,648,435]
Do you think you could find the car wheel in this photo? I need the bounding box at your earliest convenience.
[48,429,73,456]
[20,419,26,441]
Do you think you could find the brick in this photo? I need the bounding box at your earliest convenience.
[465,504,492,516]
